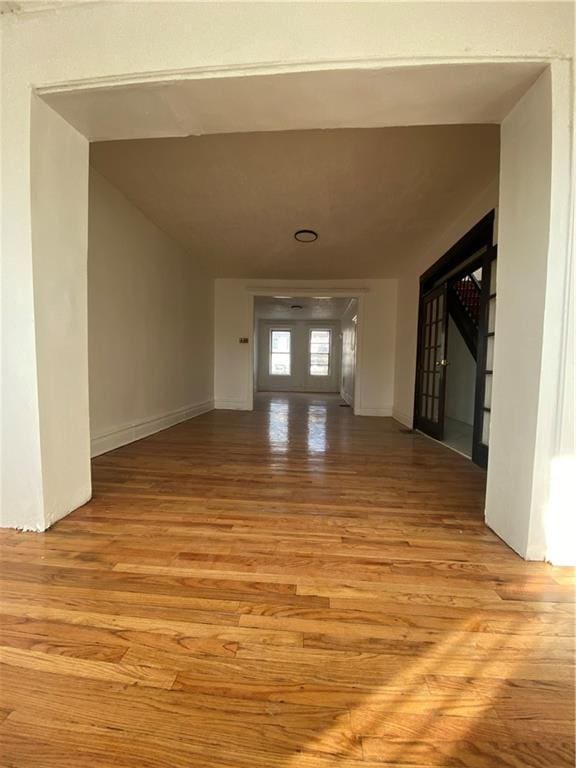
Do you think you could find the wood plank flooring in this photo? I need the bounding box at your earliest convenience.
[1,393,574,767]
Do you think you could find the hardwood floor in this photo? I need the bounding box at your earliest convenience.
[0,393,574,767]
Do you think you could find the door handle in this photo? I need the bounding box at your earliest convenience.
[435,359,449,367]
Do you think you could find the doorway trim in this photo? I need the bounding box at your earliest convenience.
[413,211,495,465]
[246,287,367,414]
[419,211,495,293]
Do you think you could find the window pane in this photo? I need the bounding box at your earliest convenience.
[270,330,291,375]
[484,373,492,409]
[311,330,330,344]
[270,353,290,375]
[309,330,331,376]
[490,261,497,294]
[488,297,496,333]
[482,412,491,445]
[437,322,445,349]
[271,330,290,353]
[486,335,494,369]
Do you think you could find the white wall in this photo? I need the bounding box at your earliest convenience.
[341,299,358,407]
[257,319,341,393]
[486,66,573,561]
[445,317,476,426]
[25,96,91,530]
[215,280,397,417]
[88,170,214,456]
[392,180,499,428]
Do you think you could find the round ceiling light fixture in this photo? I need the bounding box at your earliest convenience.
[294,229,318,243]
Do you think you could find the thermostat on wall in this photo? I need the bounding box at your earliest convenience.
[239,337,249,344]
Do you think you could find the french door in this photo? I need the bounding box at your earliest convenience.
[412,211,495,467]
[472,246,498,468]
[414,284,449,440]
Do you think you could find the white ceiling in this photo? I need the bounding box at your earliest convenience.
[255,296,352,321]
[41,62,544,142]
[90,125,500,279]
[0,1,91,13]
[45,61,534,279]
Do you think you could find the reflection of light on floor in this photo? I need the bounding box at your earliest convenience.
[267,400,289,453]
[307,405,327,454]
[290,615,530,766]
[443,417,473,458]
[545,454,576,565]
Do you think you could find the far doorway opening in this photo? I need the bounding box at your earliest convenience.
[414,212,497,467]
[253,295,358,410]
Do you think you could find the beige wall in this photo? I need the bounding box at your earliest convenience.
[88,170,214,456]
[341,299,358,407]
[213,279,254,411]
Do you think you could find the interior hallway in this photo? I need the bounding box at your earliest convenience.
[0,394,573,767]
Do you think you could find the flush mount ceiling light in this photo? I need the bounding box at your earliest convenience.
[290,304,304,310]
[294,229,318,243]
[273,295,292,299]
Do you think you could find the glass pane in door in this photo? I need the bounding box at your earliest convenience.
[417,285,448,439]
[309,329,331,376]
[269,329,291,375]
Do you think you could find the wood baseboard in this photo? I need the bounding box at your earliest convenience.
[90,400,214,457]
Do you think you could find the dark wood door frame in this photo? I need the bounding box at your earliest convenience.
[413,211,495,465]
[420,211,495,293]
[472,246,498,468]
[414,284,449,440]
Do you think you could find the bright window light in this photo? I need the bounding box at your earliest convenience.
[269,329,291,376]
[545,454,576,566]
[309,329,331,376]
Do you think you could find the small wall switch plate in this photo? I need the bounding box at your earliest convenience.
[239,337,249,344]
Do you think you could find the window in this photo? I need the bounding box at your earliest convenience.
[269,329,291,375]
[309,329,331,376]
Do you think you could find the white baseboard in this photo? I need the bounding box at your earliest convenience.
[91,400,214,457]
[355,404,393,417]
[257,387,340,394]
[341,390,354,407]
[214,398,251,410]
[392,408,413,428]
